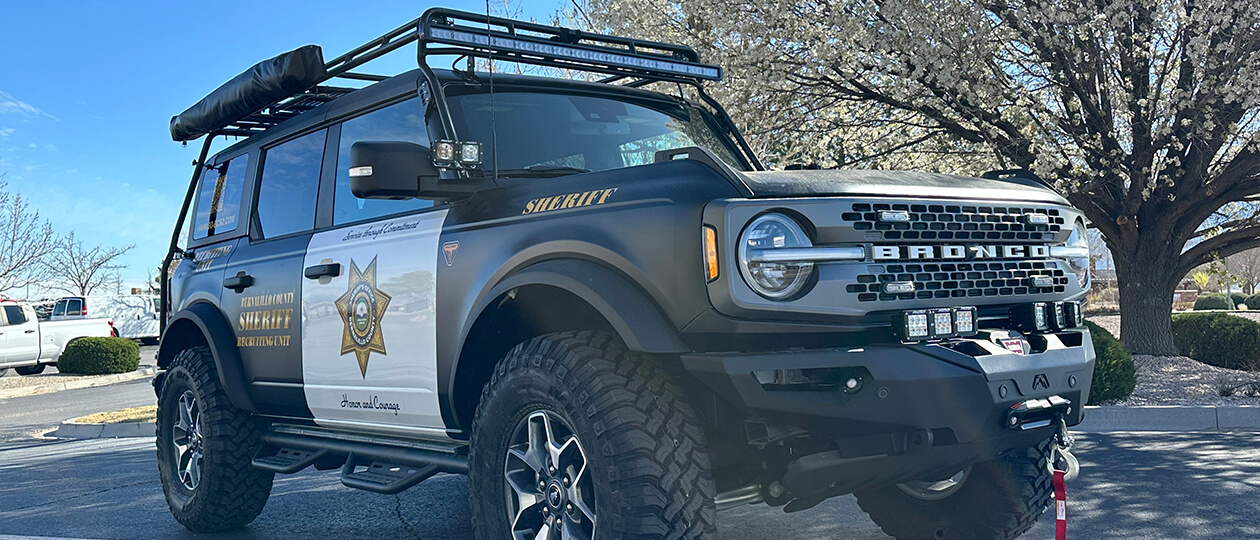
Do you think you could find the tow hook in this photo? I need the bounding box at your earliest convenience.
[1052,418,1079,482]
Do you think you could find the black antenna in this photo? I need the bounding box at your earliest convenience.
[485,0,498,180]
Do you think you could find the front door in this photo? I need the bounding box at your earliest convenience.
[1,305,39,365]
[300,208,448,438]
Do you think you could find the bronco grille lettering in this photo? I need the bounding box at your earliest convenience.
[872,245,1050,261]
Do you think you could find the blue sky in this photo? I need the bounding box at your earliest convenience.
[0,0,560,295]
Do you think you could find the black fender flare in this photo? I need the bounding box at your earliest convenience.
[158,302,255,412]
[467,258,689,355]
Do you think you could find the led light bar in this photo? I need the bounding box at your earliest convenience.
[884,281,916,294]
[426,27,722,81]
[1021,213,1050,226]
[877,211,911,223]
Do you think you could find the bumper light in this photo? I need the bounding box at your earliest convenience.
[877,210,911,223]
[1010,303,1049,332]
[883,281,915,294]
[897,306,978,342]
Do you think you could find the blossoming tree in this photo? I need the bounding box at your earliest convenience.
[588,0,1260,354]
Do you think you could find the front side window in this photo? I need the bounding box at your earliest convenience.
[334,99,433,225]
[3,305,25,325]
[53,301,65,317]
[256,129,326,239]
[446,91,746,176]
[192,154,249,240]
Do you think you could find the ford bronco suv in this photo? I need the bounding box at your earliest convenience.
[158,9,1093,540]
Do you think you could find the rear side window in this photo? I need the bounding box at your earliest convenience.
[3,305,26,325]
[257,129,326,239]
[334,99,432,226]
[66,299,82,314]
[192,154,249,240]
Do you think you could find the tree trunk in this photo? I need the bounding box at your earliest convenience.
[1113,253,1180,356]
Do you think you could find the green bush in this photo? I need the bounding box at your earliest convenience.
[1083,321,1137,405]
[1245,293,1260,310]
[1231,293,1248,308]
[1194,293,1230,310]
[56,337,140,375]
[1170,313,1260,371]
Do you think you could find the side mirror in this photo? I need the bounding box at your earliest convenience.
[349,141,439,199]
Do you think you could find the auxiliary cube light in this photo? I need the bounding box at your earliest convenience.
[897,306,978,342]
[432,140,483,169]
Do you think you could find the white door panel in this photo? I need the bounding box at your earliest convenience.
[301,211,448,436]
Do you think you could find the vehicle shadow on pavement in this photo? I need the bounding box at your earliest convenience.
[6,434,1255,539]
[0,438,889,539]
[1068,432,1260,539]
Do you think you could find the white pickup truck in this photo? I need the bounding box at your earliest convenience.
[0,300,114,376]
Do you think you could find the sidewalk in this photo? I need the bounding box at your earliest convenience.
[1075,405,1260,432]
[0,367,155,400]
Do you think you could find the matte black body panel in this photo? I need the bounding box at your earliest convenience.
[738,169,1069,204]
[220,234,312,419]
[434,159,741,429]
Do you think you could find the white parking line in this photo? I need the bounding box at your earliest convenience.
[0,535,98,540]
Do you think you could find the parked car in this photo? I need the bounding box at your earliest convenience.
[52,295,160,344]
[0,300,114,375]
[156,9,1093,540]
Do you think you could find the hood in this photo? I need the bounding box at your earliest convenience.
[735,169,1069,205]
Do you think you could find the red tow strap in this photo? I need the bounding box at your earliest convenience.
[1053,469,1067,540]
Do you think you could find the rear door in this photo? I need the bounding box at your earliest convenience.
[219,128,329,419]
[298,96,450,437]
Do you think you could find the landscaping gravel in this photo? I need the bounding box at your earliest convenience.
[1087,314,1260,406]
[1122,355,1260,406]
[0,370,103,391]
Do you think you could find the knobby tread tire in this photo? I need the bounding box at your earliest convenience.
[468,331,717,540]
[855,438,1055,540]
[157,346,273,532]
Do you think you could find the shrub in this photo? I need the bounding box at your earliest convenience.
[1083,321,1137,405]
[56,337,140,375]
[1194,293,1230,310]
[1170,313,1260,371]
[1245,293,1260,311]
[1231,293,1248,308]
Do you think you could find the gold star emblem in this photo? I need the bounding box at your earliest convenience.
[335,257,391,377]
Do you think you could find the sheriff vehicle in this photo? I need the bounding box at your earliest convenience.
[158,9,1093,540]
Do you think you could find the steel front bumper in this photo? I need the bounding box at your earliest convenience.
[682,330,1095,501]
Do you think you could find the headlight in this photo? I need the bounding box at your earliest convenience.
[1062,219,1090,287]
[738,213,814,299]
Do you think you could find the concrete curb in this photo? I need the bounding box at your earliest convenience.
[0,367,155,400]
[1075,405,1260,432]
[53,421,155,439]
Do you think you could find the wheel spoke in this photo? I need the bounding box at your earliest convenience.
[509,447,544,475]
[532,522,552,540]
[527,413,552,469]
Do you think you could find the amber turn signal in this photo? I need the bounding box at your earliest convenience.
[704,226,719,282]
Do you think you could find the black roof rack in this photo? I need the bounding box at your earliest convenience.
[169,8,722,142]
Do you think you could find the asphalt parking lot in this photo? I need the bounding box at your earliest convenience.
[2,378,1259,540]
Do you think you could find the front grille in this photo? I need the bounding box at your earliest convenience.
[841,202,1063,241]
[845,260,1069,302]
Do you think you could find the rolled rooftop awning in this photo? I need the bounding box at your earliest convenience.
[169,45,327,142]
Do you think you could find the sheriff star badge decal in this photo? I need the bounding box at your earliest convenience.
[336,257,391,377]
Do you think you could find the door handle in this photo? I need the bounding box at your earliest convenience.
[223,271,254,293]
[304,263,342,280]
[24,329,35,334]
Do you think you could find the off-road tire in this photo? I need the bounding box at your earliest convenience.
[157,346,273,532]
[855,438,1054,540]
[468,331,717,540]
[14,364,46,375]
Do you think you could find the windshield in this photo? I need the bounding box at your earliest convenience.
[445,90,746,176]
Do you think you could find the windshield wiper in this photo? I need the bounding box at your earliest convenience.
[495,165,592,178]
